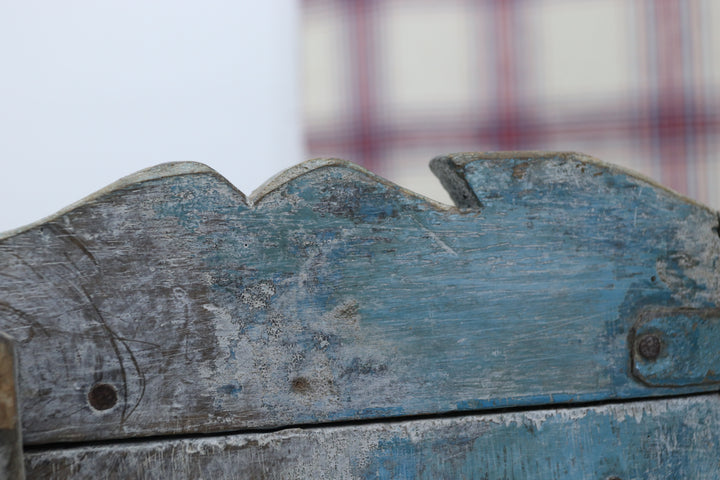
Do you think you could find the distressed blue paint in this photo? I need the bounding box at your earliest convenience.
[1,153,719,444]
[216,382,242,398]
[184,153,719,424]
[23,394,720,479]
[358,394,720,480]
[632,307,720,386]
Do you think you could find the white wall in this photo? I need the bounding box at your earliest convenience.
[0,1,302,233]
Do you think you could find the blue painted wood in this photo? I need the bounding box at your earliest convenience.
[1,152,718,445]
[631,307,720,386]
[24,393,720,479]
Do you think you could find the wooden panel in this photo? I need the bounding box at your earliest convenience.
[1,152,719,444]
[25,393,720,479]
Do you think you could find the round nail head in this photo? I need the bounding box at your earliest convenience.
[637,334,661,360]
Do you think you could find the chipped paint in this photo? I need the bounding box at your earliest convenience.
[23,394,720,479]
[0,152,719,448]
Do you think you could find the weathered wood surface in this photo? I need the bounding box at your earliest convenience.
[0,333,24,479]
[631,307,720,387]
[25,393,720,479]
[1,152,719,445]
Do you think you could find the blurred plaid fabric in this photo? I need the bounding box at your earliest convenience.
[302,0,720,208]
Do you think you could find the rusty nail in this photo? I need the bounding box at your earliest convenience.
[88,383,118,411]
[637,333,661,360]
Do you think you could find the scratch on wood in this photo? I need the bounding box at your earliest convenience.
[0,151,718,447]
[410,216,458,256]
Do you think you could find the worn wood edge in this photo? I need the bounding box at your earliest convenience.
[249,157,454,211]
[0,162,232,240]
[1,157,463,241]
[23,393,720,479]
[431,151,720,215]
[4,151,710,241]
[428,156,482,209]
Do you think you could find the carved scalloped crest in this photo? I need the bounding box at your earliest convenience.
[0,152,718,446]
[4,151,710,240]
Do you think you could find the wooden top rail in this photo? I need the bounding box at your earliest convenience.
[2,152,719,478]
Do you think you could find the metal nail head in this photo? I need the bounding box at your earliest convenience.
[637,333,661,360]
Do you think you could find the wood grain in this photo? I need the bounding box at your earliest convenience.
[25,393,720,479]
[0,332,24,479]
[1,152,718,445]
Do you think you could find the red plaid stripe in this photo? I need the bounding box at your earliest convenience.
[303,0,720,208]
